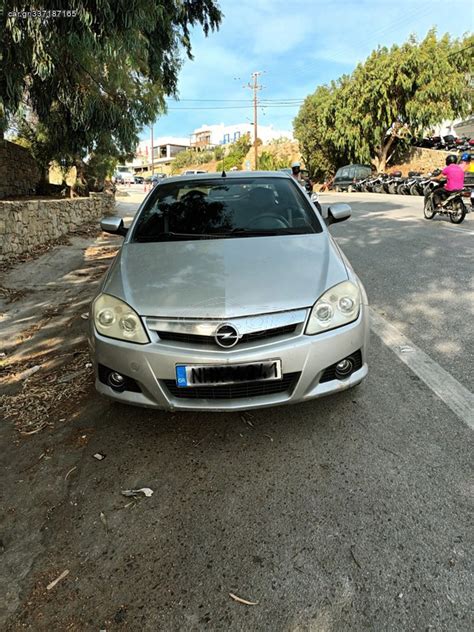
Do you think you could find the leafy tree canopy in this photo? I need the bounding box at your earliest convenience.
[295,30,473,177]
[0,0,222,180]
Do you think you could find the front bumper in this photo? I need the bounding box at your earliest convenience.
[89,305,369,411]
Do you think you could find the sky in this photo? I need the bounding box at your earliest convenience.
[146,0,473,142]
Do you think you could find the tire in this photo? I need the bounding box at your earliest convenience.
[409,184,419,196]
[424,198,436,219]
[449,200,467,224]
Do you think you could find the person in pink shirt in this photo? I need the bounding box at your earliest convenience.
[431,154,465,207]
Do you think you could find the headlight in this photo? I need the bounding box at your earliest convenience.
[306,281,360,335]
[92,294,149,344]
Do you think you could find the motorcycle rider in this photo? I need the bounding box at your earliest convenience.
[460,152,474,208]
[291,161,303,183]
[460,152,473,172]
[429,154,465,207]
[291,161,314,195]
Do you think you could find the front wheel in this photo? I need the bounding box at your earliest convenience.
[449,200,467,224]
[424,198,436,219]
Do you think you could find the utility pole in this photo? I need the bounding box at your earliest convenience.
[150,124,154,175]
[245,72,263,170]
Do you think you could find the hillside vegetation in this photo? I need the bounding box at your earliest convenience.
[170,137,300,174]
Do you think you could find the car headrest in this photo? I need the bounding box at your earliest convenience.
[248,187,276,208]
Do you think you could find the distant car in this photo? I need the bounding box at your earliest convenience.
[146,173,166,183]
[134,175,144,184]
[182,170,207,175]
[91,171,369,411]
[333,165,372,192]
[115,170,135,184]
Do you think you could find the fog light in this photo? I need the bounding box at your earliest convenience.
[107,371,125,391]
[335,358,354,379]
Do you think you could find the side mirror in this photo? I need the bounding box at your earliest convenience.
[100,216,128,236]
[327,203,351,225]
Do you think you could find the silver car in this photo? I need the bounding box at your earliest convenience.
[90,172,369,411]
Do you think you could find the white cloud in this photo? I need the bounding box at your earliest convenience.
[151,0,472,137]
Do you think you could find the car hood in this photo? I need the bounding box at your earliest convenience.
[103,234,348,318]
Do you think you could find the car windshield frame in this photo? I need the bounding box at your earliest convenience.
[130,176,323,242]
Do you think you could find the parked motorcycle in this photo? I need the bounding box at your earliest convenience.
[401,171,422,195]
[422,169,442,197]
[396,178,411,195]
[354,176,372,192]
[383,171,403,194]
[424,183,469,224]
[414,174,435,196]
[370,174,387,193]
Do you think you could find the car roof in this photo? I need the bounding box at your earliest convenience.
[337,164,371,169]
[161,170,293,185]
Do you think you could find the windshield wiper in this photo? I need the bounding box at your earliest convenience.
[135,232,226,242]
[227,228,280,236]
[222,228,306,236]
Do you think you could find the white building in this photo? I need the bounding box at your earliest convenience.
[128,136,190,173]
[190,123,293,149]
[432,118,474,138]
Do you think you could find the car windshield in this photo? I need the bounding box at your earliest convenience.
[132,176,322,242]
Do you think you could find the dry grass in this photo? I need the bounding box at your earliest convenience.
[0,346,94,436]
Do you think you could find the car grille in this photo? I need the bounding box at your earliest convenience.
[163,372,301,400]
[156,324,298,346]
[319,350,363,383]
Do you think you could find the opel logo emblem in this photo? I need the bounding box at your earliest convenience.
[215,323,240,348]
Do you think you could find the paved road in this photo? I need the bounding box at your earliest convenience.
[1,191,473,631]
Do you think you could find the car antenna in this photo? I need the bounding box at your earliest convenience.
[221,150,226,177]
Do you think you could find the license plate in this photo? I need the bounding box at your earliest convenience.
[175,360,282,387]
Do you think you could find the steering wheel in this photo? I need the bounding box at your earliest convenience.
[245,213,290,229]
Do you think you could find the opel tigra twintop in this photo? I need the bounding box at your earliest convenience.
[89,172,369,411]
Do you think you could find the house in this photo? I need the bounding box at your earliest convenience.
[190,123,293,150]
[128,136,190,174]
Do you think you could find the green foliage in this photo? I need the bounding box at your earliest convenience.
[258,151,289,171]
[295,30,473,175]
[0,1,222,176]
[257,138,296,171]
[213,145,225,160]
[170,149,214,173]
[171,150,196,173]
[217,135,252,171]
[84,153,118,190]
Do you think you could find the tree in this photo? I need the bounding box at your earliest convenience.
[258,151,289,171]
[295,31,473,175]
[0,1,222,185]
[217,135,252,171]
[294,82,350,180]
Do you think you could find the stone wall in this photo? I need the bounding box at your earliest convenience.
[0,140,41,199]
[0,192,115,263]
[391,148,452,176]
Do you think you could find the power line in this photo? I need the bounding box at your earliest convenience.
[165,97,305,103]
[448,43,474,58]
[166,104,302,110]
